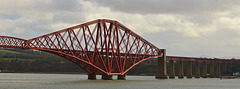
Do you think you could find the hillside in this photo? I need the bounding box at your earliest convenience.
[0,47,86,73]
[0,47,158,75]
[0,47,239,75]
[0,49,21,54]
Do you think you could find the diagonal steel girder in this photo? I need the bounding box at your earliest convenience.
[0,19,163,75]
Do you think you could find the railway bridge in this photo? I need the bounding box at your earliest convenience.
[0,19,235,80]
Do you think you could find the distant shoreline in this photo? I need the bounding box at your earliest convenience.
[0,72,84,74]
[1,72,238,78]
[0,72,155,76]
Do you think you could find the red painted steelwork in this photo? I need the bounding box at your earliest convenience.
[0,19,162,75]
[0,19,235,75]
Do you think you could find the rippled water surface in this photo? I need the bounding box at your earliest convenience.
[0,73,239,89]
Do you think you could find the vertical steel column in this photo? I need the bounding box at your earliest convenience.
[178,60,184,78]
[186,61,193,78]
[201,62,208,78]
[156,49,168,79]
[209,62,215,78]
[194,61,200,78]
[169,60,175,79]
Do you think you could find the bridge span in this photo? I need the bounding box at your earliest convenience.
[0,19,236,80]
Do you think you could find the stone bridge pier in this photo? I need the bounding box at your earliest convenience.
[156,53,234,79]
[156,49,168,79]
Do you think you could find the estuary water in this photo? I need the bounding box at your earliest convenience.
[0,73,239,89]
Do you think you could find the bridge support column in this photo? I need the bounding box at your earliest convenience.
[229,63,233,74]
[216,62,221,78]
[117,75,126,80]
[178,60,184,79]
[194,61,200,78]
[223,63,227,72]
[229,63,232,70]
[102,75,113,80]
[201,62,208,78]
[156,49,168,79]
[209,62,215,78]
[88,74,96,80]
[186,61,192,78]
[169,60,175,79]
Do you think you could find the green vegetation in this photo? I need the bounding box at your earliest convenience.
[0,47,86,73]
[0,47,239,76]
[0,49,21,54]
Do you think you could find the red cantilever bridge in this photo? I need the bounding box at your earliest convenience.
[0,19,235,80]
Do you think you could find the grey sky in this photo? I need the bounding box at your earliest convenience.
[90,0,240,14]
[0,0,240,58]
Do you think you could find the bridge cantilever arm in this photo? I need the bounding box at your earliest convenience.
[0,36,29,48]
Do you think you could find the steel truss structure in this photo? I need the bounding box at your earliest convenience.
[0,19,162,75]
[0,19,235,75]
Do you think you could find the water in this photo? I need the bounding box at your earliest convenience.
[0,73,239,89]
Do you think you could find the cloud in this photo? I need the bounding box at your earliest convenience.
[0,0,240,58]
[88,0,240,14]
[0,0,87,38]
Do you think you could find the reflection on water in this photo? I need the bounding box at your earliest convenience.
[0,73,239,89]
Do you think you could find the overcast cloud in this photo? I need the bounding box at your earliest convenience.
[0,0,240,58]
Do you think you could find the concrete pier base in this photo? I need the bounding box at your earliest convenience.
[209,62,215,78]
[88,74,96,80]
[102,75,113,80]
[117,75,126,80]
[178,60,184,79]
[169,60,175,79]
[186,61,192,78]
[156,49,168,79]
[194,61,200,78]
[201,62,208,78]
